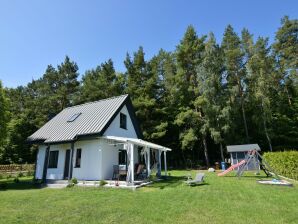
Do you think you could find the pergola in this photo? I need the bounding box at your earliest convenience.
[102,136,171,185]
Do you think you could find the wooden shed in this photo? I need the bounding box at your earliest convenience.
[227,144,261,170]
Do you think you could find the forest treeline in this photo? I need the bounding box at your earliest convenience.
[0,16,297,167]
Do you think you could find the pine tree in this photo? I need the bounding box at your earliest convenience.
[79,59,125,103]
[222,25,249,143]
[0,81,10,161]
[196,33,230,162]
[174,26,210,166]
[247,37,274,151]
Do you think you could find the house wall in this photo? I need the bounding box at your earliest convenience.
[46,144,69,179]
[35,145,46,179]
[72,139,102,180]
[103,105,138,138]
[230,151,260,170]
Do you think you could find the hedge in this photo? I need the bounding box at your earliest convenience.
[263,151,298,180]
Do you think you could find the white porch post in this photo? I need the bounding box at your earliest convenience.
[157,150,161,177]
[130,142,134,184]
[164,151,167,176]
[146,147,151,178]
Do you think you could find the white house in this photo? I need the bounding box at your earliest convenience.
[27,94,171,185]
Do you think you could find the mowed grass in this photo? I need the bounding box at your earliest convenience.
[0,171,297,224]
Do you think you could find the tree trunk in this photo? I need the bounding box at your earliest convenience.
[202,137,210,168]
[284,85,292,106]
[262,101,273,152]
[237,76,249,143]
[220,142,224,162]
[241,99,249,143]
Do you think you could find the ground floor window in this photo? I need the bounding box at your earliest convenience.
[75,148,82,168]
[119,150,126,165]
[48,150,59,168]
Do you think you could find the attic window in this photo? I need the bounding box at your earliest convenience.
[67,113,81,122]
[120,113,127,129]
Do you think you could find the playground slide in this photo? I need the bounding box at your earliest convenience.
[217,160,246,176]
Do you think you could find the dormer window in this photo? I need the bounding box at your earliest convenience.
[120,113,127,129]
[67,113,81,122]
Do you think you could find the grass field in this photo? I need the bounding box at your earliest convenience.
[0,170,297,224]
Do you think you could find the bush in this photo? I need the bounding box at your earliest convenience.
[13,177,20,183]
[71,178,78,185]
[67,183,75,188]
[263,151,298,180]
[0,174,4,179]
[26,171,34,177]
[99,180,108,186]
[18,172,24,177]
[0,182,8,190]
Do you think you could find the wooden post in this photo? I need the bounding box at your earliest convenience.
[130,143,134,184]
[42,145,50,183]
[157,150,161,177]
[68,142,74,181]
[147,147,151,178]
[164,151,167,176]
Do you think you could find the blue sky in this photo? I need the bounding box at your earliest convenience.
[0,0,297,87]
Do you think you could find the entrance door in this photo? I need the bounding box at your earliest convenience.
[64,150,70,179]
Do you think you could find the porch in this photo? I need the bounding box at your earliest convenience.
[102,136,171,185]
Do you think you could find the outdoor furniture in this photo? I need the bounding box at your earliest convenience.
[112,165,119,180]
[185,173,205,185]
[135,164,146,180]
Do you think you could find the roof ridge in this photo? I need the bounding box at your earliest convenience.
[65,94,129,110]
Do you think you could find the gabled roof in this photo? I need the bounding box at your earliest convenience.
[227,144,261,152]
[27,94,142,144]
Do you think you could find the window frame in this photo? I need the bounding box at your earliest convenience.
[67,112,81,122]
[75,148,82,168]
[48,150,59,169]
[120,113,127,130]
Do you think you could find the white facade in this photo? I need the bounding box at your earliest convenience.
[35,105,139,180]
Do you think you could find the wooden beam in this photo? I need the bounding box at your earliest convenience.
[164,151,167,176]
[68,142,75,180]
[42,145,50,183]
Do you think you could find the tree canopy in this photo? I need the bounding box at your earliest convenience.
[1,16,297,167]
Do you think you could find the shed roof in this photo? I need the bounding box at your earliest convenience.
[226,144,261,152]
[27,94,142,144]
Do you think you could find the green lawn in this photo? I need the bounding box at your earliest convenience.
[0,171,297,224]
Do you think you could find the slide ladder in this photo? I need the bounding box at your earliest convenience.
[217,160,246,176]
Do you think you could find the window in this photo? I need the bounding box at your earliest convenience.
[75,148,82,168]
[67,112,81,122]
[120,113,127,129]
[48,151,59,168]
[118,150,127,165]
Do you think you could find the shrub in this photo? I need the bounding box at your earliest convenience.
[99,180,108,186]
[71,178,78,185]
[13,177,20,183]
[18,172,24,177]
[0,182,8,190]
[6,174,12,179]
[263,151,298,180]
[66,183,75,188]
[26,171,34,177]
[0,174,4,179]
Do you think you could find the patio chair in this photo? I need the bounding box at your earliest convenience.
[112,165,119,180]
[185,173,205,186]
[135,164,146,180]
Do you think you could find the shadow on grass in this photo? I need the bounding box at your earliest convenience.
[0,179,41,191]
[146,176,209,189]
[221,175,269,179]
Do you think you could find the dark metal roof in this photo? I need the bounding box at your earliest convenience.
[27,94,143,144]
[227,144,261,152]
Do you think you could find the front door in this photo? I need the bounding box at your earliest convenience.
[64,149,70,179]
